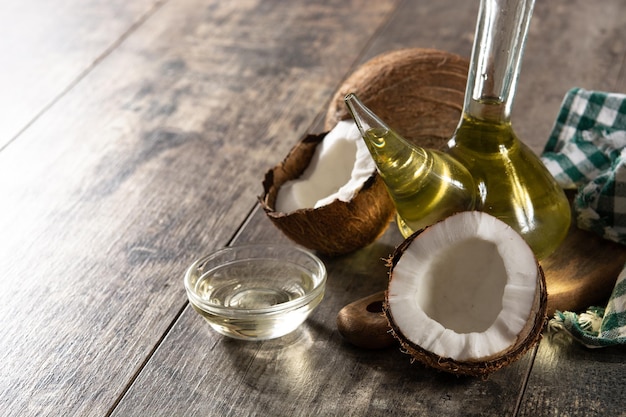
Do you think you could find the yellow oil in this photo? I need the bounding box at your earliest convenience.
[447,110,571,259]
[363,127,477,237]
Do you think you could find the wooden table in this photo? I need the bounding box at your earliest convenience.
[1,0,625,415]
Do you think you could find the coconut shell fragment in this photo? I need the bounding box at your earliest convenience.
[259,132,395,257]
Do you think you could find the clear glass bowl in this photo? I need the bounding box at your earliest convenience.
[184,244,327,340]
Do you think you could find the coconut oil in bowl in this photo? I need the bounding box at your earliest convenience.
[184,244,326,340]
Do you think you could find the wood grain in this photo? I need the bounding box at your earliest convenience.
[112,0,626,415]
[519,340,626,417]
[0,0,163,149]
[0,0,398,415]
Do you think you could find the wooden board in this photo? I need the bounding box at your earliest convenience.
[543,198,626,315]
[336,209,626,351]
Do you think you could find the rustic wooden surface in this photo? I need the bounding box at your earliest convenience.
[1,0,625,416]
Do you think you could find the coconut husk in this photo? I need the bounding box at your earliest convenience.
[383,227,548,378]
[325,48,469,150]
[259,132,396,257]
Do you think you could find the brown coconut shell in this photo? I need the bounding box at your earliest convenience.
[383,225,548,378]
[259,132,396,257]
[325,48,469,150]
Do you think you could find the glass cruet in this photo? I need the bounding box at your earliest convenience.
[445,0,571,259]
[345,93,477,237]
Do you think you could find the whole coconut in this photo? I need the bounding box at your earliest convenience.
[326,48,468,150]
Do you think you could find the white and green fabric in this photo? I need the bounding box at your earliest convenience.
[541,87,626,347]
[548,267,626,348]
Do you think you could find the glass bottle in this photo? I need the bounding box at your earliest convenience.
[445,0,571,259]
[345,93,477,237]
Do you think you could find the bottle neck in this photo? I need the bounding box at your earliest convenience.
[463,0,535,122]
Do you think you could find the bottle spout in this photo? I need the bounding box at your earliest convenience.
[344,93,423,170]
[345,93,392,140]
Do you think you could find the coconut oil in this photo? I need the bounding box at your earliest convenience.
[194,259,314,308]
[189,258,323,340]
[184,245,326,340]
[445,0,571,259]
[447,105,571,260]
[362,126,476,237]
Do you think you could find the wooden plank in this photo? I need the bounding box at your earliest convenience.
[2,0,623,415]
[519,340,626,417]
[112,207,535,417]
[0,0,398,415]
[354,1,478,61]
[0,0,162,149]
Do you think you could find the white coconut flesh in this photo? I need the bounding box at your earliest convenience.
[387,211,539,362]
[275,120,376,212]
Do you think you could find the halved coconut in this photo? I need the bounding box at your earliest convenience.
[259,121,396,257]
[384,211,547,377]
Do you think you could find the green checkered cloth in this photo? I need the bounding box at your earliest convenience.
[541,87,626,347]
[542,87,626,242]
